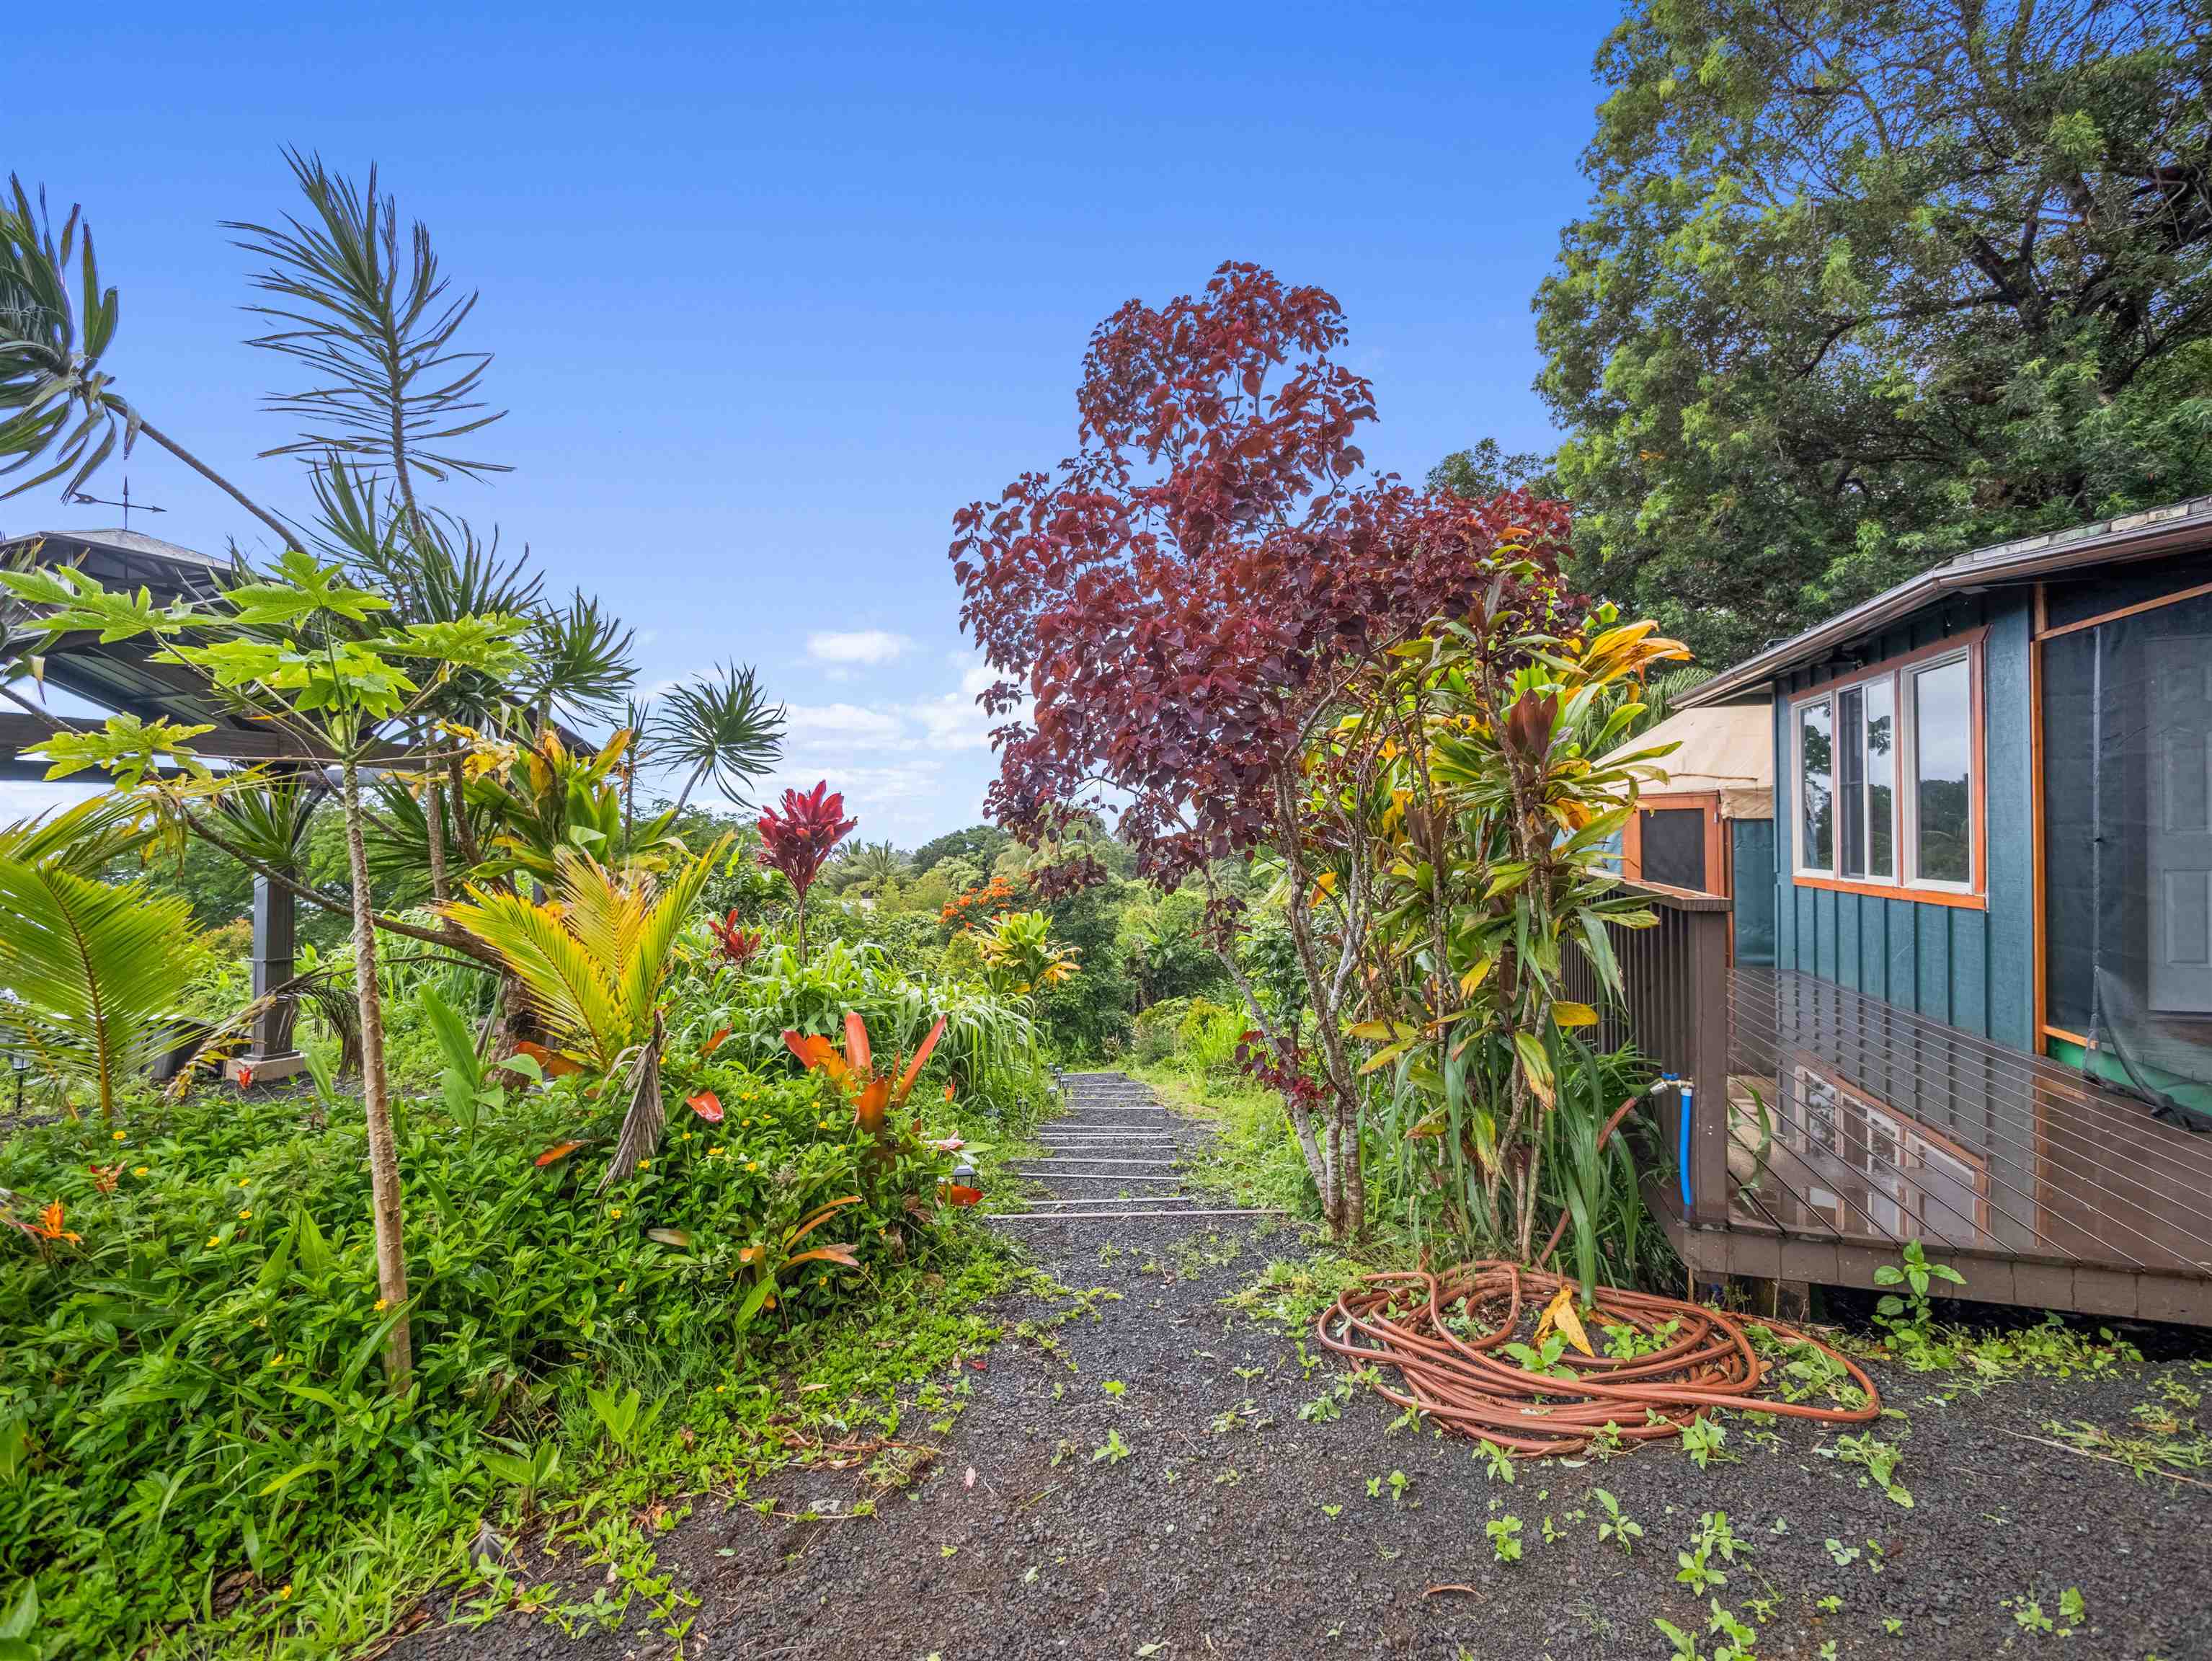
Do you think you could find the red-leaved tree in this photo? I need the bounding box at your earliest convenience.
[951,261,1570,1237]
[757,781,857,964]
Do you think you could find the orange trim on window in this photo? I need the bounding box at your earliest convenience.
[1790,629,1987,899]
[1791,873,1987,910]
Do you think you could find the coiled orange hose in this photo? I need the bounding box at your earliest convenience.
[1315,1264,1882,1457]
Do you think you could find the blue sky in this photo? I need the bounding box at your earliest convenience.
[6,1,1622,842]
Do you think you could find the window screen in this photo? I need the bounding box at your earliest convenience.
[1640,807,1707,892]
[2042,588,2212,1122]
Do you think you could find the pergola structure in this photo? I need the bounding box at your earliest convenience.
[0,527,348,1084]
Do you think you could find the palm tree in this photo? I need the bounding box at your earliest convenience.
[1,179,294,546]
[843,839,909,898]
[0,802,203,1119]
[443,839,726,1186]
[649,663,786,814]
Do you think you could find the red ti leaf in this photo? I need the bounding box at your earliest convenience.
[533,1140,586,1168]
[939,1184,985,1208]
[687,1089,724,1122]
[700,1027,732,1058]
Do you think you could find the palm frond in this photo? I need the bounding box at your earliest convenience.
[228,150,507,482]
[0,794,159,874]
[0,855,199,1115]
[442,884,626,1066]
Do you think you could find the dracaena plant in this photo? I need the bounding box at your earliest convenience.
[756,781,856,965]
[1330,600,1690,1274]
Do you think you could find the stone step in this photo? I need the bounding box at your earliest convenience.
[1010,1170,1188,1184]
[985,1206,1285,1223]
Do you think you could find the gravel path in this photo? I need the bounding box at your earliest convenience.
[398,1073,2212,1661]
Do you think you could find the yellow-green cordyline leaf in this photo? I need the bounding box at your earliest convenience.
[1511,1030,1555,1107]
[1358,1040,1414,1075]
[1553,1001,1599,1029]
[1346,1019,1417,1042]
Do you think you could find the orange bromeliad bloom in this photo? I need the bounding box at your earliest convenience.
[782,1010,947,1136]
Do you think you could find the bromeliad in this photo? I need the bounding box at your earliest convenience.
[782,1010,946,1137]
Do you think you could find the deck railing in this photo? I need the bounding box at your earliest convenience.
[1564,880,1733,1228]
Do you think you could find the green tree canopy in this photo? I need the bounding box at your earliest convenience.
[1536,0,2212,664]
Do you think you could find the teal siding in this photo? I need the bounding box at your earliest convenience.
[1771,590,2036,1051]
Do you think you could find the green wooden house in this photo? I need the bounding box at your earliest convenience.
[1595,497,2212,1325]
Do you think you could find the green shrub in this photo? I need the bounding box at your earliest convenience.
[1176,998,1245,1074]
[0,1050,1003,1658]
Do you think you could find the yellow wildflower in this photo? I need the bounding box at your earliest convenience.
[374,1297,389,1312]
[277,1585,293,1600]
[238,1209,252,1221]
[609,1207,624,1221]
[267,1352,285,1367]
[207,1234,223,1248]
[745,1161,758,1173]
[112,1131,127,1142]
[636,1158,651,1170]
[133,1166,148,1177]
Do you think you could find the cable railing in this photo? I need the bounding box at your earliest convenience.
[1574,881,2212,1283]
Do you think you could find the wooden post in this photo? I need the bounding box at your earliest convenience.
[226,872,308,1086]
[1689,904,1733,1228]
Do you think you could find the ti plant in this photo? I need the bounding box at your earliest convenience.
[1328,597,1689,1272]
[975,908,1082,1002]
[756,781,856,965]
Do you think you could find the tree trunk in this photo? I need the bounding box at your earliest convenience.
[341,758,413,1388]
[424,775,450,908]
[136,418,297,553]
[795,889,809,966]
[1212,941,1332,1206]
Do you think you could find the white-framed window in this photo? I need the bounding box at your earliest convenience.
[1790,639,1979,897]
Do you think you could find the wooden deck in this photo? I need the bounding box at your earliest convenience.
[1571,885,2212,1326]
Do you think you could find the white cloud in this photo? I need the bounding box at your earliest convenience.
[783,701,906,749]
[903,660,1024,753]
[806,629,911,668]
[0,780,110,825]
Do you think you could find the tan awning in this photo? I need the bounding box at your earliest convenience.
[1609,701,1773,820]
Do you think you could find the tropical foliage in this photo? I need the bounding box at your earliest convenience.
[0,844,201,1120]
[1534,0,2212,664]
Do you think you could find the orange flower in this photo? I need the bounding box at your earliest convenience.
[17,1200,83,1245]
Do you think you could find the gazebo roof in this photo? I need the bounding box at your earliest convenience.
[0,527,315,776]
